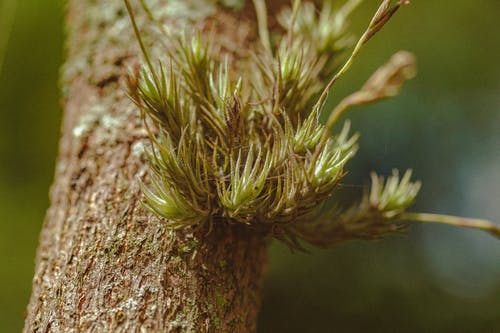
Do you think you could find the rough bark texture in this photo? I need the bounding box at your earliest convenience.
[24,1,285,332]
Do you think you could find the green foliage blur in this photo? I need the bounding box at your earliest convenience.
[0,1,498,332]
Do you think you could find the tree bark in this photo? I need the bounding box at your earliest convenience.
[24,1,278,332]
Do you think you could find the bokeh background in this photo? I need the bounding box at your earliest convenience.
[0,0,498,332]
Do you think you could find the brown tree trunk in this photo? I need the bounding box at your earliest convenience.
[24,1,277,332]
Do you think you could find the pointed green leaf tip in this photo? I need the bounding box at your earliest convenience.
[124,0,498,249]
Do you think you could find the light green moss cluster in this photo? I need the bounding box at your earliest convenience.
[124,0,499,249]
[219,0,245,10]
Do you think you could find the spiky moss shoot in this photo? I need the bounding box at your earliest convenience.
[125,0,499,250]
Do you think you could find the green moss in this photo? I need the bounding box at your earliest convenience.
[219,0,245,11]
[161,0,217,22]
[179,239,199,254]
[125,0,500,252]
[215,291,227,308]
[205,303,221,330]
[176,297,201,332]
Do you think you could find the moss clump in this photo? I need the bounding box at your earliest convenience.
[124,0,499,249]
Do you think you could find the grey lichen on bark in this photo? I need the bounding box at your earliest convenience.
[24,0,278,332]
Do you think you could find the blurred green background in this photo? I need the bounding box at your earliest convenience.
[0,0,498,332]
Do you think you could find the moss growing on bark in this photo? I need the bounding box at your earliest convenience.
[124,0,499,249]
